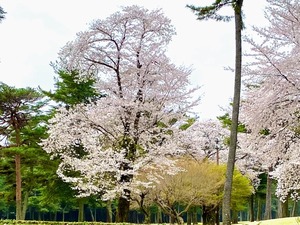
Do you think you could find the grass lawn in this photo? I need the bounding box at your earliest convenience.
[237,217,300,225]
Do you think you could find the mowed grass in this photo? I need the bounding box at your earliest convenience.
[238,217,300,225]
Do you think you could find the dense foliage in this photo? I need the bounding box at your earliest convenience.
[2,1,300,224]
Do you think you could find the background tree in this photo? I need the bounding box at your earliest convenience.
[0,82,46,220]
[178,119,229,163]
[43,6,200,222]
[240,0,300,218]
[187,1,244,224]
[0,6,6,22]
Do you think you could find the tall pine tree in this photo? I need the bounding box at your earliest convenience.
[187,1,244,224]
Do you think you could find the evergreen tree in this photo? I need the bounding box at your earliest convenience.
[41,70,101,222]
[0,82,47,220]
[41,70,101,108]
[0,6,6,22]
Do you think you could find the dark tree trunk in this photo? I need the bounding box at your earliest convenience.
[170,215,175,224]
[249,194,255,222]
[117,195,130,222]
[222,1,243,224]
[202,205,215,225]
[187,210,192,225]
[215,205,220,225]
[232,210,238,224]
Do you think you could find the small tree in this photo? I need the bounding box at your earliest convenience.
[153,159,224,225]
[152,158,252,225]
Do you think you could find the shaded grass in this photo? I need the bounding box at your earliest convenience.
[238,217,300,225]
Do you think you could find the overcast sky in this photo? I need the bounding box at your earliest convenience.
[0,0,267,120]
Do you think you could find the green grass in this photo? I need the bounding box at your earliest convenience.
[238,217,300,225]
[1,218,300,225]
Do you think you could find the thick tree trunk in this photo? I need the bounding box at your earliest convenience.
[232,210,238,224]
[264,172,272,220]
[222,1,243,224]
[117,196,130,222]
[202,205,215,225]
[278,198,288,218]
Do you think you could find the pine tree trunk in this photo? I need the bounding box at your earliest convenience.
[264,173,272,220]
[222,1,244,224]
[15,153,22,220]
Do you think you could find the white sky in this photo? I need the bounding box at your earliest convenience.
[0,0,267,120]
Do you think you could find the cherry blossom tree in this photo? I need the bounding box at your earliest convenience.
[42,6,200,222]
[240,0,300,214]
[178,119,229,163]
